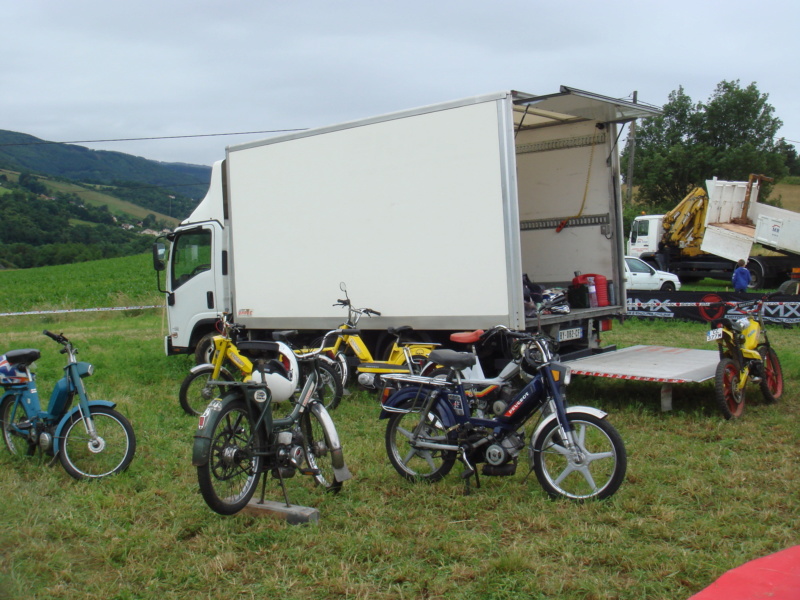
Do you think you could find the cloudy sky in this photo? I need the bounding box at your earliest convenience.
[3,0,798,167]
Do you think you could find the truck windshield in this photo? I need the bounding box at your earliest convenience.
[631,218,648,240]
[171,229,212,290]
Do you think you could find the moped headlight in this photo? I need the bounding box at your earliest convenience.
[733,317,751,332]
[77,362,94,378]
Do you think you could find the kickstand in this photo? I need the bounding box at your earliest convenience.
[459,450,480,496]
[274,469,292,508]
[256,470,269,505]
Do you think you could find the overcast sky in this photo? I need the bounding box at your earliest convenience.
[3,0,798,167]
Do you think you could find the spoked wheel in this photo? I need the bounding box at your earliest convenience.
[0,397,36,456]
[758,346,783,403]
[715,358,745,419]
[314,361,344,411]
[531,413,627,501]
[385,401,456,482]
[59,406,136,479]
[179,367,235,416]
[300,405,343,492]
[197,399,263,515]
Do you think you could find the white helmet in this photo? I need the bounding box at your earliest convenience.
[247,341,299,402]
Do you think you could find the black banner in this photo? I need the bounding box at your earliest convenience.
[625,291,800,325]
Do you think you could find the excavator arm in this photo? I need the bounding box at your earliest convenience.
[661,187,708,256]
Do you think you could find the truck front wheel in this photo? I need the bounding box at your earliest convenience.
[746,260,765,290]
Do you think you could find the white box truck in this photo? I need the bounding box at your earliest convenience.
[154,87,659,364]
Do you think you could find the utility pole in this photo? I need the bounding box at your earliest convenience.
[626,91,637,204]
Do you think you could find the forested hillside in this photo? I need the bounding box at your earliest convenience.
[0,185,153,268]
[0,129,210,219]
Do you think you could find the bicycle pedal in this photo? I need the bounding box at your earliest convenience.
[298,468,318,476]
[16,420,33,430]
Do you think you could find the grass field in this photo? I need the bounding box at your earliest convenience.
[0,257,798,599]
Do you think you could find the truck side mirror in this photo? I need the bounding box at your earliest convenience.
[153,242,166,272]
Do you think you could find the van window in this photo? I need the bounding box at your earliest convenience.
[171,230,212,290]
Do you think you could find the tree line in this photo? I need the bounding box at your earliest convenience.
[0,184,153,269]
[623,80,798,212]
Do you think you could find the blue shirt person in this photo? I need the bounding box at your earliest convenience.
[732,259,751,292]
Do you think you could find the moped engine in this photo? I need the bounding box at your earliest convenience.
[357,372,379,389]
[482,433,525,476]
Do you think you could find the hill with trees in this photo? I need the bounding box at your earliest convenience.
[0,129,210,220]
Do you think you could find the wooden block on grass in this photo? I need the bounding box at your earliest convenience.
[241,498,320,524]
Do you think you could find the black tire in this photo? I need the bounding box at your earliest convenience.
[300,406,343,492]
[179,366,235,417]
[758,346,783,404]
[747,261,765,290]
[59,406,136,479]
[428,367,455,382]
[332,351,350,388]
[314,361,344,411]
[385,400,456,482]
[660,281,676,292]
[194,332,216,365]
[0,396,36,456]
[777,279,800,295]
[531,412,626,501]
[715,358,745,419]
[197,399,263,515]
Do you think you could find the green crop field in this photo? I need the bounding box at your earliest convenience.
[0,256,797,599]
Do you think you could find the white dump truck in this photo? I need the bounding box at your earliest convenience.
[628,175,800,289]
[154,86,659,364]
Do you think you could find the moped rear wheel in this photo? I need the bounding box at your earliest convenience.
[0,397,35,456]
[179,366,235,416]
[197,399,262,515]
[715,358,745,419]
[758,346,783,404]
[59,406,136,479]
[385,401,456,482]
[531,412,626,501]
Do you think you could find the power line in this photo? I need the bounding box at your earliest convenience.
[0,128,307,147]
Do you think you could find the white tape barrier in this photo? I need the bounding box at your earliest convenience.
[0,305,160,317]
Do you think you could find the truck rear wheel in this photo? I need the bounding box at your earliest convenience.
[777,279,800,295]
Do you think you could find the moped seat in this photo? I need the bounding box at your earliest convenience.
[428,349,476,370]
[2,348,41,367]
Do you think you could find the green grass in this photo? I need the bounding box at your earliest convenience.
[0,257,798,599]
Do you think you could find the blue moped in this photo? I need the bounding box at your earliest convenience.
[0,330,136,479]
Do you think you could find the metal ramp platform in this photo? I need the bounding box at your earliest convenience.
[565,345,719,411]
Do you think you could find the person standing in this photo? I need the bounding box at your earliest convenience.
[732,259,751,293]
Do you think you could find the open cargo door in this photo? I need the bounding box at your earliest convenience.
[510,86,660,129]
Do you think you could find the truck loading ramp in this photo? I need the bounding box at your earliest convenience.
[565,345,719,411]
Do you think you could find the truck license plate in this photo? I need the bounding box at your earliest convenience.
[706,329,723,342]
[558,327,583,342]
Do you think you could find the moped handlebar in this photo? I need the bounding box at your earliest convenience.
[43,330,68,344]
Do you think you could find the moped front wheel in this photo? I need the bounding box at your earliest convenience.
[179,366,235,416]
[758,346,783,404]
[300,405,343,492]
[385,401,456,483]
[0,397,35,456]
[197,399,263,515]
[715,358,745,419]
[59,406,136,479]
[531,413,626,501]
[315,361,344,411]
